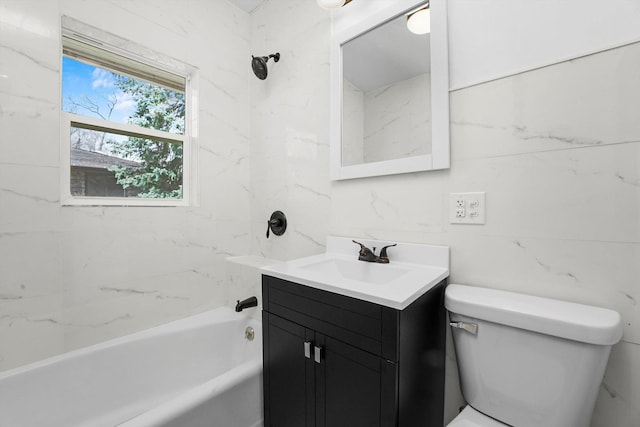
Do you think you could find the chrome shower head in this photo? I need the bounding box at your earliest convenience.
[251,52,280,80]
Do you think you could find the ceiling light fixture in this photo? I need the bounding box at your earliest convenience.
[316,0,352,10]
[406,3,430,35]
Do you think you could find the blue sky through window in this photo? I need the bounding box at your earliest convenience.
[62,56,135,124]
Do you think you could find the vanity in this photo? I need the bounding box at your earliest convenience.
[261,237,449,427]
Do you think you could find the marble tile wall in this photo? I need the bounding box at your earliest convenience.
[341,79,364,166]
[342,73,431,166]
[0,0,251,371]
[249,0,331,261]
[249,1,640,425]
[363,73,431,163]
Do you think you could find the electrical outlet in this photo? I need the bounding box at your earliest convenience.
[450,192,486,224]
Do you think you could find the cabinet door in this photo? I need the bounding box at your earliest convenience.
[316,335,397,427]
[264,313,315,427]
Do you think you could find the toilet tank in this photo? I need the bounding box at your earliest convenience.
[445,284,622,427]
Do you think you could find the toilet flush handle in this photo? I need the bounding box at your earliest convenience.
[450,321,478,335]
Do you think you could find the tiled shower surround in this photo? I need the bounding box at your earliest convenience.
[0,0,251,366]
[1,0,638,426]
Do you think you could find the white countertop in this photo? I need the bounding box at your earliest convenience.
[261,236,449,310]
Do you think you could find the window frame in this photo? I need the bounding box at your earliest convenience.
[60,17,199,207]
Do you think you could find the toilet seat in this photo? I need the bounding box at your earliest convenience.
[447,406,508,427]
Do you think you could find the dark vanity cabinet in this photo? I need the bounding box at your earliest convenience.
[262,274,446,427]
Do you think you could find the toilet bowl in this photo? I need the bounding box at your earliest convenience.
[445,284,622,427]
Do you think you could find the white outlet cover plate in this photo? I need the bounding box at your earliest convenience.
[450,192,486,224]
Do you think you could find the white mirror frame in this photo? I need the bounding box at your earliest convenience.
[330,0,449,180]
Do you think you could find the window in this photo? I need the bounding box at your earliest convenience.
[60,17,197,206]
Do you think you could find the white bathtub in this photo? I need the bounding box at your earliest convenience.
[0,307,263,427]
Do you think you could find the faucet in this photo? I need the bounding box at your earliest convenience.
[235,296,258,312]
[352,240,397,264]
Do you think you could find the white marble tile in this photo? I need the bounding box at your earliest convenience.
[61,266,228,351]
[0,231,62,301]
[446,142,640,244]
[102,0,192,39]
[60,0,190,62]
[0,304,65,372]
[450,41,640,161]
[0,98,60,168]
[190,0,250,39]
[592,341,640,427]
[0,3,60,168]
[363,73,431,163]
[342,79,364,166]
[0,0,59,40]
[0,289,64,372]
[0,21,59,101]
[0,164,60,232]
[330,170,448,236]
[57,217,245,293]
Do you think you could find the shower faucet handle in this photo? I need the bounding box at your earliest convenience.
[266,211,287,238]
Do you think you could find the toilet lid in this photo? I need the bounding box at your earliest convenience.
[447,406,508,427]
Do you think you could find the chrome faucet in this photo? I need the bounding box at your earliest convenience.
[352,240,397,264]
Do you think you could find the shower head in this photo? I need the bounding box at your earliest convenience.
[252,52,280,80]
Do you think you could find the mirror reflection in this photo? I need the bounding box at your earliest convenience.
[341,13,431,167]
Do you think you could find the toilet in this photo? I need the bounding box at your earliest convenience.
[445,284,623,427]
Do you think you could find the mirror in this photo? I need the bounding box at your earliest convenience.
[342,14,431,166]
[330,0,450,180]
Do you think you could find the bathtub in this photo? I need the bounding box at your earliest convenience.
[0,307,263,427]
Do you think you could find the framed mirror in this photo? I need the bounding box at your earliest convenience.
[330,0,449,180]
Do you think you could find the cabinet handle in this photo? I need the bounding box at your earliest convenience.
[304,341,311,359]
[314,346,322,364]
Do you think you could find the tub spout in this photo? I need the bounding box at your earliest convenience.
[235,296,258,312]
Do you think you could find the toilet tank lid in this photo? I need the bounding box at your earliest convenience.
[445,284,623,345]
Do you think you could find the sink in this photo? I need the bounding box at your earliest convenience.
[261,236,449,309]
[300,258,410,285]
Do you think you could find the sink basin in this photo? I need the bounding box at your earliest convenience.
[261,236,449,309]
[301,258,410,285]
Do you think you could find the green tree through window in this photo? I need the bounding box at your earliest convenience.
[108,75,185,199]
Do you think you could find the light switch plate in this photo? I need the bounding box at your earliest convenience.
[450,192,485,224]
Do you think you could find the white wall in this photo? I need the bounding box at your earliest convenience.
[250,0,640,425]
[0,0,251,371]
[448,0,640,89]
